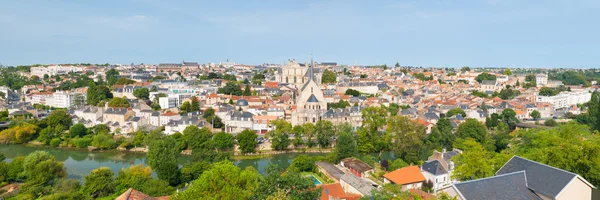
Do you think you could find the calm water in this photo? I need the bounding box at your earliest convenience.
[0,145,395,180]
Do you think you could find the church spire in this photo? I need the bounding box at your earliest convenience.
[310,54,314,81]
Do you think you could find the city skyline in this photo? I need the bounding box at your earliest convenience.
[1,0,600,68]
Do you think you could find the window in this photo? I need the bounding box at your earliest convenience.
[312,118,315,123]
[293,76,297,83]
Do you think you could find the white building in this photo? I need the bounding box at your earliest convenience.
[536,74,548,86]
[30,65,84,77]
[537,90,591,110]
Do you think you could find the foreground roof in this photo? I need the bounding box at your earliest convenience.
[452,171,540,200]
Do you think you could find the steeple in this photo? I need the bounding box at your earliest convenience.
[310,54,314,81]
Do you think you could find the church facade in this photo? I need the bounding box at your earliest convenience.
[276,59,322,89]
[291,60,327,126]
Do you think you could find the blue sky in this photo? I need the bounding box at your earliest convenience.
[0,0,599,68]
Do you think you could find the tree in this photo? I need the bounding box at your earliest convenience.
[47,109,72,128]
[503,68,513,76]
[291,125,304,148]
[334,132,358,162]
[203,107,215,118]
[388,115,426,164]
[22,151,66,186]
[530,110,541,121]
[213,132,234,151]
[395,62,400,67]
[243,84,252,96]
[68,123,88,138]
[360,74,368,78]
[501,108,519,130]
[0,124,38,144]
[509,123,600,186]
[358,106,389,153]
[446,108,466,118]
[345,89,360,97]
[133,88,150,100]
[475,73,497,83]
[108,97,130,108]
[180,101,191,113]
[587,92,600,132]
[302,123,316,148]
[148,137,180,185]
[268,119,291,150]
[83,167,115,198]
[456,118,489,144]
[452,139,509,181]
[544,119,558,127]
[251,164,321,200]
[106,68,119,86]
[315,120,334,148]
[289,155,316,172]
[91,133,116,149]
[237,129,258,153]
[217,81,242,96]
[174,161,260,200]
[322,69,337,84]
[183,126,217,162]
[460,66,471,72]
[388,158,408,171]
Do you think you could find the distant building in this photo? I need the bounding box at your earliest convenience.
[275,59,322,88]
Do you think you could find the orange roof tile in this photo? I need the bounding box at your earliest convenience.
[318,183,347,200]
[383,166,426,185]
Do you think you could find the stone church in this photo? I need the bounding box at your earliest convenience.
[276,59,322,89]
[291,59,327,126]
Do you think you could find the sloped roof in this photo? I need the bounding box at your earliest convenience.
[307,94,319,102]
[496,156,594,199]
[383,166,426,185]
[453,171,540,200]
[421,160,447,176]
[340,174,375,196]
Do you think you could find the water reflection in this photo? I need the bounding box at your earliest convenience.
[0,145,395,180]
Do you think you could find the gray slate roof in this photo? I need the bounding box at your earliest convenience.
[315,161,345,180]
[340,174,375,196]
[453,171,540,200]
[307,94,319,102]
[421,160,447,176]
[496,156,585,199]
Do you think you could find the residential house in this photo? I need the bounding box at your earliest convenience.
[316,161,346,182]
[421,160,450,191]
[383,166,426,191]
[440,156,596,200]
[318,183,362,200]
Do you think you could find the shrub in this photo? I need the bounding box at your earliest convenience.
[49,138,62,147]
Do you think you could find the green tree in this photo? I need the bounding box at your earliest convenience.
[289,155,316,172]
[334,131,358,162]
[587,92,600,132]
[217,81,242,96]
[452,139,509,181]
[180,101,191,113]
[322,69,337,84]
[22,151,66,186]
[302,123,316,148]
[174,161,260,200]
[268,119,291,150]
[460,66,471,72]
[237,129,258,153]
[446,108,466,118]
[388,115,426,164]
[315,120,334,148]
[243,84,252,96]
[509,123,600,186]
[183,126,217,162]
[530,110,541,121]
[291,125,304,148]
[501,108,519,130]
[148,137,180,185]
[544,119,558,127]
[213,132,234,151]
[503,68,513,76]
[388,158,408,171]
[395,62,400,67]
[456,118,489,145]
[83,167,115,198]
[133,88,150,99]
[108,97,130,108]
[91,133,116,149]
[47,109,72,128]
[475,73,497,83]
[251,164,321,200]
[106,68,119,86]
[345,89,361,97]
[68,123,88,138]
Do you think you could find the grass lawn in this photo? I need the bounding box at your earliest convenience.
[301,172,329,184]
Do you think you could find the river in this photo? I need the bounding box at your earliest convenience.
[0,145,394,180]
